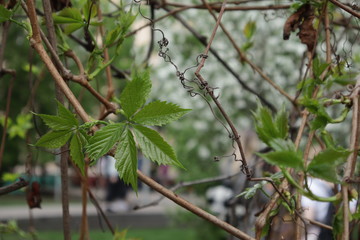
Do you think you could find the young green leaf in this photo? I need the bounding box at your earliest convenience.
[243,21,256,39]
[35,130,72,148]
[115,127,138,191]
[275,106,289,139]
[70,132,85,175]
[0,5,12,23]
[307,149,350,183]
[52,8,83,24]
[257,150,304,170]
[120,69,151,118]
[253,102,289,146]
[132,101,191,126]
[132,125,184,169]
[35,114,76,131]
[57,101,78,126]
[86,123,125,161]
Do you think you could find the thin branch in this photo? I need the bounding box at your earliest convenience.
[163,1,291,11]
[134,172,241,210]
[342,74,360,240]
[137,170,255,240]
[0,178,29,195]
[200,0,294,103]
[328,0,360,19]
[0,70,15,171]
[162,6,276,112]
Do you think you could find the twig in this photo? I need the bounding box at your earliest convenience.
[328,0,360,19]
[97,4,115,118]
[200,0,295,104]
[0,70,15,171]
[164,1,291,11]
[0,178,29,195]
[137,170,255,240]
[193,1,252,179]
[342,74,360,240]
[162,6,276,112]
[134,172,241,210]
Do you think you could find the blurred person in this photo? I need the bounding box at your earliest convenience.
[98,155,129,213]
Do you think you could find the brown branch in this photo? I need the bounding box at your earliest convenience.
[0,178,29,195]
[0,70,15,171]
[164,1,291,11]
[200,0,295,104]
[137,170,255,240]
[342,75,360,240]
[161,6,276,112]
[328,0,360,19]
[97,5,115,118]
[194,1,252,179]
[134,171,241,210]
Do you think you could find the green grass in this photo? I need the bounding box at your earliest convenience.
[0,228,197,240]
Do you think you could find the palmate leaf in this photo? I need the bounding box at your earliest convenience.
[115,127,138,191]
[120,69,151,118]
[86,123,125,161]
[70,132,85,175]
[132,125,184,168]
[132,101,191,126]
[307,149,350,183]
[35,130,72,148]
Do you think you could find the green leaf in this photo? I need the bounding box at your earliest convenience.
[269,139,296,152]
[70,132,85,175]
[132,125,184,168]
[307,149,350,183]
[258,150,304,170]
[105,27,122,47]
[313,57,329,79]
[57,101,78,125]
[35,130,72,148]
[243,21,256,39]
[53,7,83,24]
[35,101,78,130]
[120,69,152,118]
[63,23,84,34]
[36,114,75,131]
[132,101,191,126]
[115,127,138,191]
[275,106,289,139]
[253,101,289,146]
[83,0,97,21]
[237,181,266,199]
[86,123,125,161]
[0,5,12,23]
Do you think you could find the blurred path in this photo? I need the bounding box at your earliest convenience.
[0,191,200,230]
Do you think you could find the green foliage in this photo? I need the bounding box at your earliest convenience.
[0,5,12,23]
[132,125,184,169]
[253,102,288,146]
[0,113,33,139]
[0,220,34,239]
[52,5,101,35]
[120,69,152,118]
[86,123,125,161]
[1,172,20,182]
[115,127,138,191]
[34,101,86,174]
[132,101,191,126]
[306,149,350,183]
[237,181,267,199]
[35,69,189,191]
